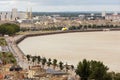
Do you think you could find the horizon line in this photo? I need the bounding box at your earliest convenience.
[0,10,120,13]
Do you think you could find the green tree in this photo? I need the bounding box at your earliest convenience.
[32,56,36,65]
[92,24,97,29]
[71,65,74,71]
[84,25,88,30]
[115,73,120,80]
[69,26,77,30]
[59,61,64,70]
[41,57,47,68]
[0,52,16,65]
[88,25,92,29]
[37,56,41,64]
[76,59,91,80]
[104,72,114,80]
[53,59,57,69]
[76,59,109,80]
[0,38,7,46]
[10,58,16,64]
[47,58,52,67]
[109,25,113,28]
[89,60,109,80]
[0,23,20,36]
[26,54,31,62]
[65,63,69,72]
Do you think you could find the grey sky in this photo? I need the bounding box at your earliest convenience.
[0,0,120,12]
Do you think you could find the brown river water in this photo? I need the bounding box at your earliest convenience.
[18,31,120,72]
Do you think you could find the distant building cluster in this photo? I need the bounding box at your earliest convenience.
[0,8,119,29]
[0,8,32,21]
[105,12,120,21]
[78,11,120,21]
[19,11,120,29]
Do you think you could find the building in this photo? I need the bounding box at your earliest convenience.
[12,8,18,21]
[25,8,32,19]
[105,15,120,21]
[105,12,120,21]
[0,46,9,52]
[102,11,106,17]
[78,15,85,20]
[18,12,26,19]
[0,8,30,21]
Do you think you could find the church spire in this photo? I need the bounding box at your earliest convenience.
[25,8,29,19]
[30,7,32,19]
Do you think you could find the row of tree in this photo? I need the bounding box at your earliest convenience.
[26,54,74,71]
[0,23,120,34]
[69,24,120,30]
[20,24,120,31]
[20,26,63,32]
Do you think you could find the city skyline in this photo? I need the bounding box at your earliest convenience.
[0,0,120,12]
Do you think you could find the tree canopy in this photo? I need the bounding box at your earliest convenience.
[0,23,20,36]
[76,59,91,80]
[76,59,109,80]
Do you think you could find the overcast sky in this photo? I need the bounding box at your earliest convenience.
[0,0,120,12]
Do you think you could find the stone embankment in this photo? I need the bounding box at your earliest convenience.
[16,28,120,44]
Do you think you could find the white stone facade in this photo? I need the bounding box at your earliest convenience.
[0,8,26,21]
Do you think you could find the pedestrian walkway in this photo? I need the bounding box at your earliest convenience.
[5,35,30,70]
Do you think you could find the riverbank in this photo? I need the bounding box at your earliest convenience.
[16,30,99,44]
[16,30,106,44]
[16,28,120,44]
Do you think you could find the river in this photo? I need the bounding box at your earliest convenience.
[18,31,120,72]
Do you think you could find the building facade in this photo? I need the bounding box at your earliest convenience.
[0,8,26,21]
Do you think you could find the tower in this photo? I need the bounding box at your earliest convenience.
[25,8,32,19]
[30,7,32,19]
[12,8,17,21]
[25,8,29,19]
